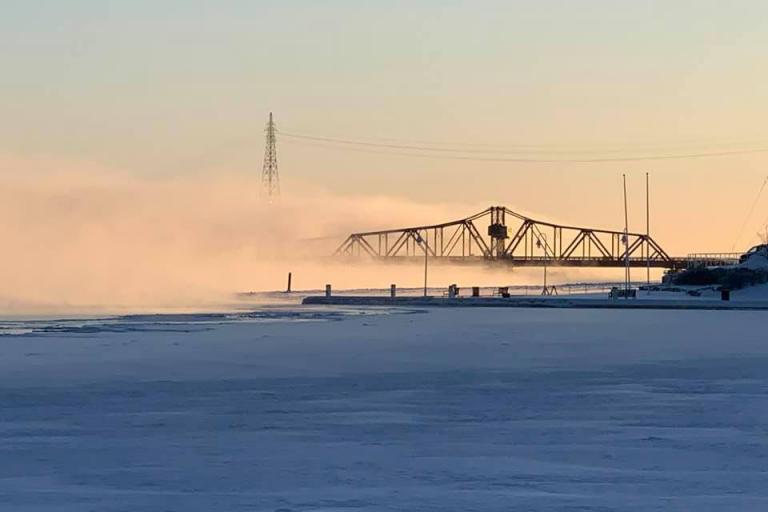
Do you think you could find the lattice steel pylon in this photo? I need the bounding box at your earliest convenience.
[261,112,280,199]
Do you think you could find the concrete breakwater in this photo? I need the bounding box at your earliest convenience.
[302,295,768,310]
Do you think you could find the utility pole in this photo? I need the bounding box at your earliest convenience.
[623,174,630,297]
[646,172,650,289]
[413,231,429,297]
[261,112,280,199]
[424,233,428,297]
[536,232,548,295]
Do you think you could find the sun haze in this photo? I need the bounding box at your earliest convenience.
[2,1,768,309]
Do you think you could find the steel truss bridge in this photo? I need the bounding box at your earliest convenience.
[335,206,737,269]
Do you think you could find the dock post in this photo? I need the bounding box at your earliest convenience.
[390,284,396,298]
[325,284,331,297]
[287,272,292,293]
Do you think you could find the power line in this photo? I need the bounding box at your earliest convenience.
[281,133,768,163]
[281,131,768,153]
[732,175,768,250]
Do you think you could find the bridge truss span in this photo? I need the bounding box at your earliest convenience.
[335,206,685,269]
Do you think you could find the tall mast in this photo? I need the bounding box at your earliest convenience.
[646,172,650,287]
[261,112,280,199]
[623,173,630,295]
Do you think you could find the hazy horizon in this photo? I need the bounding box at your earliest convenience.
[2,1,768,312]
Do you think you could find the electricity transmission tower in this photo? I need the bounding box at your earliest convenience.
[261,112,279,199]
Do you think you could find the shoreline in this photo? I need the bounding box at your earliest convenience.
[303,295,768,310]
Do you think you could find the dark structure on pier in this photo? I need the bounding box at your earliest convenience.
[335,206,737,269]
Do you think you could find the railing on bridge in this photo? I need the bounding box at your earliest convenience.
[685,253,741,268]
[335,206,683,269]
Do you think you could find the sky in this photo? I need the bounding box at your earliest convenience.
[2,1,768,309]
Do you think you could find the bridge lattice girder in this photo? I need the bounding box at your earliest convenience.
[335,206,681,268]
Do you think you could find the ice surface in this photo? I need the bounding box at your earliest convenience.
[1,307,767,511]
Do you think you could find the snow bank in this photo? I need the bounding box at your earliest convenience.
[733,282,768,300]
[740,253,768,270]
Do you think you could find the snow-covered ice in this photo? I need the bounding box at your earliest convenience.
[1,306,767,511]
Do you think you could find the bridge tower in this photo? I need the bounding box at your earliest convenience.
[487,206,508,258]
[261,112,280,199]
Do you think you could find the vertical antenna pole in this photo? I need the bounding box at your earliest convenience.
[646,172,650,289]
[424,231,428,298]
[543,233,548,294]
[623,174,630,297]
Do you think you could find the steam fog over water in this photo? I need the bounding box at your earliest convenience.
[0,158,656,316]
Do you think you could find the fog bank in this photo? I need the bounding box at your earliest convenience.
[0,155,634,314]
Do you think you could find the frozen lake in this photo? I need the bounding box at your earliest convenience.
[1,307,767,511]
